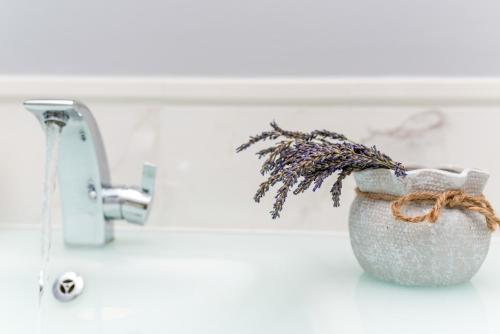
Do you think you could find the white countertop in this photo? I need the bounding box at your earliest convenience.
[1,227,500,334]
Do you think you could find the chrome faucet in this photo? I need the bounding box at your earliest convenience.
[24,99,156,246]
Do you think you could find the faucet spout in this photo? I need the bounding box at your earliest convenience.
[24,99,156,246]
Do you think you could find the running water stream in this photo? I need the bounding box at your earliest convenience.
[38,122,62,333]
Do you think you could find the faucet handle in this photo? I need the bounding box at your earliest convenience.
[141,162,157,196]
[123,162,157,225]
[102,162,157,226]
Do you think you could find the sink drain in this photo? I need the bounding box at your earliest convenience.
[52,272,84,302]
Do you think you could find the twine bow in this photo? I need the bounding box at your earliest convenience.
[355,188,500,231]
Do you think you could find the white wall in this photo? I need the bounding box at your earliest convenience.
[1,0,500,76]
[2,0,500,232]
[2,78,500,232]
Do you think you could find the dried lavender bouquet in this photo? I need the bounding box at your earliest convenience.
[237,122,406,218]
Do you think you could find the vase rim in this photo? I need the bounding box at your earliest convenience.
[353,167,489,195]
[355,166,489,177]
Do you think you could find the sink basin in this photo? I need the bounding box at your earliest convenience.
[2,227,500,333]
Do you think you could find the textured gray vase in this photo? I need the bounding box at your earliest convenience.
[349,168,491,286]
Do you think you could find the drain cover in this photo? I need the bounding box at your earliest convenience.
[52,272,84,302]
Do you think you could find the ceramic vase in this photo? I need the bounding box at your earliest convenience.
[348,168,491,286]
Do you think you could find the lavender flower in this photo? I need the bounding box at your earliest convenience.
[237,122,406,219]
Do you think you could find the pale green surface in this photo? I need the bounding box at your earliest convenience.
[1,228,500,333]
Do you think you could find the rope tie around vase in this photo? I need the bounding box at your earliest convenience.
[354,188,500,231]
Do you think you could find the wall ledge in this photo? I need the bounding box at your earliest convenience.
[1,76,500,105]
